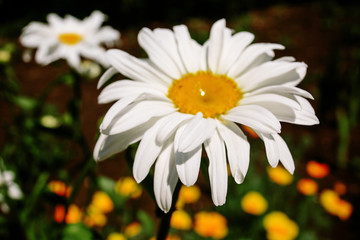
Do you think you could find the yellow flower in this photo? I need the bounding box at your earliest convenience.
[115,177,143,199]
[263,211,299,240]
[319,189,353,220]
[83,204,107,227]
[91,191,114,213]
[107,233,127,240]
[65,204,83,224]
[124,222,142,238]
[297,178,318,196]
[176,185,201,208]
[267,166,293,185]
[170,210,192,230]
[306,160,329,178]
[241,191,268,215]
[193,211,228,239]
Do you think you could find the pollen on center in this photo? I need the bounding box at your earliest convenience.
[168,71,242,118]
[58,33,83,45]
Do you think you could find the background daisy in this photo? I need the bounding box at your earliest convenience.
[19,10,120,71]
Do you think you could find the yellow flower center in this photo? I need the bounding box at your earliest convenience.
[58,33,83,45]
[168,71,242,118]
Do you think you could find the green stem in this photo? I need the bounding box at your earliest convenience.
[156,181,182,240]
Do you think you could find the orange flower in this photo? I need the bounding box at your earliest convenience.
[319,189,353,220]
[241,191,268,215]
[170,210,192,230]
[334,181,347,195]
[176,185,201,208]
[48,180,71,197]
[54,205,66,223]
[193,211,228,239]
[297,178,318,196]
[115,177,143,199]
[241,125,258,138]
[124,222,142,238]
[306,160,329,178]
[266,166,293,185]
[65,204,83,224]
[91,191,114,214]
[263,211,299,240]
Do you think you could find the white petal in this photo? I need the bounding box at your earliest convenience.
[106,49,171,86]
[227,43,285,79]
[176,113,216,153]
[218,31,254,74]
[93,120,155,161]
[155,112,193,145]
[250,96,319,125]
[246,85,314,100]
[207,19,226,73]
[83,10,106,30]
[273,134,295,174]
[103,101,176,135]
[97,67,118,89]
[237,61,307,92]
[224,105,281,134]
[138,28,185,78]
[47,13,63,28]
[133,117,167,182]
[204,130,228,206]
[241,93,301,111]
[175,145,202,187]
[98,80,167,104]
[173,25,203,73]
[257,132,279,167]
[100,95,140,131]
[217,121,250,184]
[8,184,23,199]
[97,26,120,41]
[153,141,178,213]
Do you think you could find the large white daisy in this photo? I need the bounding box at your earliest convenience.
[20,10,120,71]
[94,19,319,212]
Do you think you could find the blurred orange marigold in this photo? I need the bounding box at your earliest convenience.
[170,210,192,230]
[297,178,318,196]
[306,160,329,178]
[107,233,127,240]
[241,191,268,215]
[267,166,293,185]
[263,211,299,240]
[115,177,142,199]
[91,191,114,213]
[193,211,228,239]
[124,222,142,238]
[319,189,353,220]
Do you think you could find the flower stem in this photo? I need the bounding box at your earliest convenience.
[156,181,182,240]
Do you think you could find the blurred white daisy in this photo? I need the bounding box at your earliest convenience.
[94,19,319,212]
[0,169,23,213]
[20,10,120,71]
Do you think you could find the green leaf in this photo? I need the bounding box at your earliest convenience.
[137,210,155,236]
[13,96,37,111]
[62,223,93,240]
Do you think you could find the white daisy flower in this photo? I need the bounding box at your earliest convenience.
[94,19,319,212]
[0,170,23,200]
[19,10,120,71]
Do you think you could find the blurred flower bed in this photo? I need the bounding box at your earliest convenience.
[0,1,359,240]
